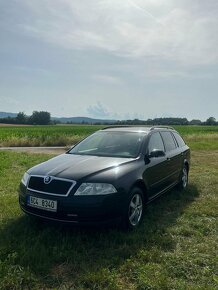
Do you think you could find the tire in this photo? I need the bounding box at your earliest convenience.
[177,165,188,191]
[122,187,144,230]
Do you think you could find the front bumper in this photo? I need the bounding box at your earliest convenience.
[19,186,126,224]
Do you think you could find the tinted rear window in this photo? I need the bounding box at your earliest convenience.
[173,132,186,147]
[160,131,177,152]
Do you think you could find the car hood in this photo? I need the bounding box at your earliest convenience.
[28,153,135,181]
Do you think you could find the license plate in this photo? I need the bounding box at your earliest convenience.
[27,196,57,212]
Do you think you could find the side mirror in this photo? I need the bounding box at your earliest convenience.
[149,149,165,158]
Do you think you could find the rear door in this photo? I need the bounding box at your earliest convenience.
[160,131,181,185]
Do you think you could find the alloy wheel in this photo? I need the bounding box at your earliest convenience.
[182,167,188,188]
[128,193,143,227]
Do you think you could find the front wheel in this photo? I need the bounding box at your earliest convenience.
[123,187,144,229]
[177,165,188,190]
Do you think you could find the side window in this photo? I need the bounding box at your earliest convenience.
[148,132,165,153]
[173,132,186,147]
[160,131,177,152]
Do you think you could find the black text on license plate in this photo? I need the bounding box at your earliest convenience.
[28,196,57,212]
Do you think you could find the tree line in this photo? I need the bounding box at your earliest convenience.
[0,112,217,126]
[0,111,51,125]
[114,117,217,126]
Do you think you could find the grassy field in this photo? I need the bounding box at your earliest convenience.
[0,139,217,289]
[0,125,217,150]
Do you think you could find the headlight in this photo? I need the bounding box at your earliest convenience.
[75,183,117,196]
[21,172,30,186]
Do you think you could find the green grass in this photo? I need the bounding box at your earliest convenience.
[0,149,217,289]
[0,125,217,150]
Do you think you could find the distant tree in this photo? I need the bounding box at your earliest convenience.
[144,117,189,126]
[29,111,51,125]
[146,119,153,125]
[0,117,16,124]
[52,119,61,125]
[16,112,27,124]
[205,117,216,125]
[189,119,202,125]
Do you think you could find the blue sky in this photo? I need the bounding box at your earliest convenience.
[0,0,218,120]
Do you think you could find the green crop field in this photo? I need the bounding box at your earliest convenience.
[0,125,104,147]
[0,128,217,289]
[0,125,218,150]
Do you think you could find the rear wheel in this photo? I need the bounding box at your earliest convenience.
[123,187,144,229]
[177,165,188,190]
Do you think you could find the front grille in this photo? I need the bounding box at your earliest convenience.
[27,176,76,196]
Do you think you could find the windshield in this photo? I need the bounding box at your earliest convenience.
[68,131,144,158]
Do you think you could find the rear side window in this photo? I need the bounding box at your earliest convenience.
[160,131,177,152]
[148,132,165,153]
[173,132,186,147]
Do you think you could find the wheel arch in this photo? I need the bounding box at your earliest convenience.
[183,159,189,173]
[130,180,148,203]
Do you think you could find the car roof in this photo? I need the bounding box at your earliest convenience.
[101,126,176,134]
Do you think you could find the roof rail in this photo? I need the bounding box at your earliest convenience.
[101,125,175,131]
[102,125,133,130]
[150,126,175,130]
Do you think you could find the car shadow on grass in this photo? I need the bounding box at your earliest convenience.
[0,184,199,288]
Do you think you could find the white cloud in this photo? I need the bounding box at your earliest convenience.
[87,102,110,118]
[11,0,218,65]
